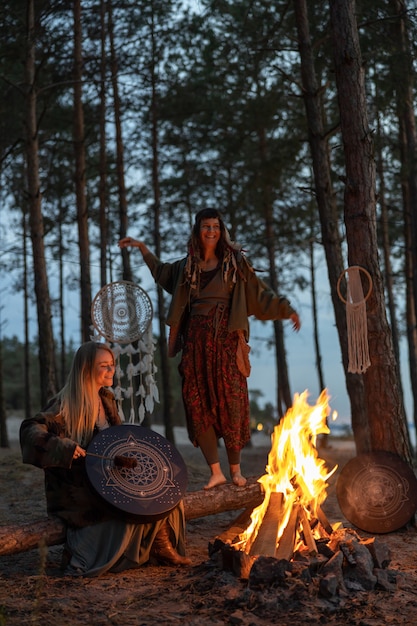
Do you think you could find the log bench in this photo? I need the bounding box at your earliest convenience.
[0,477,264,556]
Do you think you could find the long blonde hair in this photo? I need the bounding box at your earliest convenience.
[58,341,114,445]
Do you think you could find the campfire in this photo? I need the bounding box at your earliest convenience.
[209,390,396,597]
[234,390,336,561]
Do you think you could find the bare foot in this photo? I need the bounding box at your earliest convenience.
[231,472,247,487]
[204,473,227,490]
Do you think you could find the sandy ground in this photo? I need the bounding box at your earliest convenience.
[1,428,417,626]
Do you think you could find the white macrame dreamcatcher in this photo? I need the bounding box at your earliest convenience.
[337,266,373,374]
[91,280,159,423]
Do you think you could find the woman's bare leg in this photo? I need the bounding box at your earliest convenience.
[226,449,247,486]
[204,462,227,489]
[196,426,227,489]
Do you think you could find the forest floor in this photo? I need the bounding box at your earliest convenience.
[1,428,417,626]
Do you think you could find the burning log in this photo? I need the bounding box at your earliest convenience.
[317,506,334,535]
[0,477,264,557]
[209,507,255,556]
[274,503,300,561]
[299,506,318,556]
[208,394,397,598]
[210,392,341,573]
[248,492,283,557]
[211,507,395,594]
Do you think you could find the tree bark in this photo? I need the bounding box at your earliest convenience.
[108,0,129,284]
[0,477,264,556]
[329,0,411,461]
[73,0,92,341]
[0,337,8,448]
[389,0,417,336]
[308,238,325,393]
[389,0,417,451]
[25,0,57,406]
[375,111,404,401]
[149,6,175,441]
[257,124,292,417]
[293,0,369,451]
[401,116,417,450]
[99,0,109,288]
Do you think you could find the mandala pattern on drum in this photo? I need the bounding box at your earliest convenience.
[91,281,153,344]
[86,425,188,516]
[336,451,417,533]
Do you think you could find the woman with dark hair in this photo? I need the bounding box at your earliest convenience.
[119,209,300,490]
[20,341,190,576]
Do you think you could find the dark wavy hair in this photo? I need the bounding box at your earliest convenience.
[188,208,229,259]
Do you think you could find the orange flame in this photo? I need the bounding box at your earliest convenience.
[236,389,337,554]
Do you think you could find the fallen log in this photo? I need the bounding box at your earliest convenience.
[184,476,263,521]
[0,476,264,556]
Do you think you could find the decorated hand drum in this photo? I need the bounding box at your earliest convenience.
[336,450,417,533]
[86,425,188,517]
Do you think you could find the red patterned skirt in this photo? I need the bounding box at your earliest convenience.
[179,306,250,452]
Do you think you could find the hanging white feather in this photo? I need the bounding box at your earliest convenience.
[118,403,126,422]
[124,386,134,399]
[145,394,154,413]
[91,281,159,424]
[138,403,145,423]
[151,384,160,403]
[129,407,136,423]
[137,384,147,398]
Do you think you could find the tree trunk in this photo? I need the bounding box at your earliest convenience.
[390,0,417,451]
[309,238,325,393]
[58,202,66,388]
[329,0,411,462]
[99,0,109,288]
[293,0,369,451]
[25,0,57,406]
[375,111,404,400]
[389,0,417,335]
[149,7,175,442]
[73,0,92,342]
[400,114,417,450]
[257,124,292,416]
[309,236,328,446]
[23,209,32,418]
[0,478,264,556]
[274,320,289,419]
[108,0,130,284]
[0,337,8,448]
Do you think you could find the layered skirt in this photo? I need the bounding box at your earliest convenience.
[179,306,250,452]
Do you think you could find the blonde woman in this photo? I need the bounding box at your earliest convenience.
[20,341,190,576]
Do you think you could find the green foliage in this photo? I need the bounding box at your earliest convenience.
[0,0,416,418]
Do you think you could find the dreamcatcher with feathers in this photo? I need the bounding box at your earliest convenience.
[90,280,159,423]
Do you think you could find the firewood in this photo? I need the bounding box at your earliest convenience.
[209,506,255,556]
[230,547,256,580]
[0,477,264,556]
[275,503,300,561]
[299,507,318,556]
[249,492,283,557]
[317,506,333,535]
